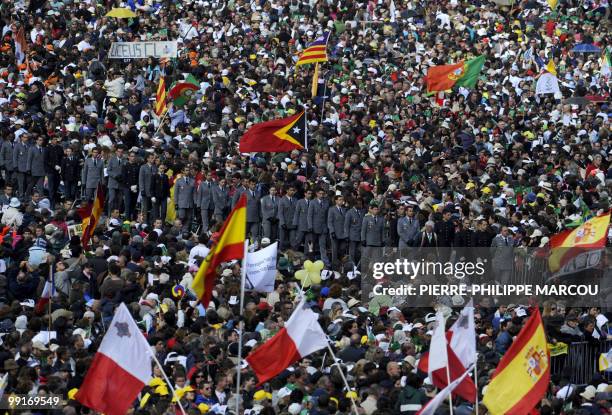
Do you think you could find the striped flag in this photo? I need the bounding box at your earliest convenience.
[601,47,611,78]
[193,194,246,307]
[14,27,27,64]
[82,184,105,249]
[154,77,167,116]
[295,32,330,67]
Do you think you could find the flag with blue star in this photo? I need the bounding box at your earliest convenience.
[239,109,307,153]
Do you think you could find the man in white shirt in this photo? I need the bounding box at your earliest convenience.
[188,234,211,266]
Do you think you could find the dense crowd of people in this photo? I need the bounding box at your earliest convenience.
[0,0,610,413]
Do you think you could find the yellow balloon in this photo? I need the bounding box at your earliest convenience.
[303,260,314,272]
[295,269,308,282]
[308,270,321,285]
[313,260,325,272]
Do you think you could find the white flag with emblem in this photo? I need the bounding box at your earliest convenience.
[536,72,560,96]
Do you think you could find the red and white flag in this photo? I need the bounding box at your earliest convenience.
[14,27,27,64]
[428,311,448,378]
[246,298,328,385]
[417,369,471,415]
[76,303,152,415]
[418,302,477,403]
[34,279,55,315]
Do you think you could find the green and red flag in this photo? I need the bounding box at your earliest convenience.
[168,74,199,106]
[426,55,485,93]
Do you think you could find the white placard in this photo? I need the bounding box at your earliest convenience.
[108,41,178,59]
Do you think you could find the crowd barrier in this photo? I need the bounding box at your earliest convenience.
[550,339,612,384]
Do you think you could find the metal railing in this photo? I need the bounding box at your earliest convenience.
[550,339,612,384]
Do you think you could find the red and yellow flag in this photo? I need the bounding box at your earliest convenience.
[154,77,167,116]
[239,111,307,153]
[548,212,611,273]
[483,308,550,415]
[193,194,246,306]
[81,184,105,249]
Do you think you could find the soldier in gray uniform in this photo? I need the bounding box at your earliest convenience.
[328,194,347,269]
[196,170,215,233]
[0,136,14,185]
[260,185,279,241]
[107,146,126,214]
[344,198,365,265]
[25,136,46,196]
[307,188,330,265]
[278,186,297,250]
[138,152,157,224]
[231,174,247,209]
[13,133,30,199]
[212,176,230,224]
[174,167,196,232]
[361,201,385,267]
[397,204,421,249]
[81,147,104,201]
[292,188,313,253]
[245,177,261,241]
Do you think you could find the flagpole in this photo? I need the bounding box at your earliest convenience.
[474,353,479,415]
[235,240,248,415]
[304,107,308,151]
[325,342,360,415]
[446,364,454,415]
[47,263,52,333]
[150,352,187,415]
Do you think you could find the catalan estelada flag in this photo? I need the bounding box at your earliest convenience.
[295,32,329,67]
[239,111,307,153]
[193,194,246,307]
[81,184,105,249]
[154,77,167,116]
[426,55,485,93]
[548,212,611,274]
[483,308,549,415]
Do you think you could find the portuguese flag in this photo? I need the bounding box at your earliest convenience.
[168,74,199,106]
[426,55,485,93]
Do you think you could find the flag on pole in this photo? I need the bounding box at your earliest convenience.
[311,62,320,98]
[482,308,550,415]
[168,74,199,107]
[449,299,476,369]
[192,194,246,307]
[417,370,472,415]
[35,269,57,315]
[390,0,397,22]
[81,184,105,249]
[547,0,558,9]
[295,32,330,67]
[245,242,278,293]
[601,47,611,78]
[599,349,612,372]
[239,111,307,153]
[75,303,152,415]
[14,27,27,64]
[246,298,328,385]
[426,55,485,93]
[154,76,167,116]
[428,312,448,378]
[535,72,561,95]
[545,59,557,76]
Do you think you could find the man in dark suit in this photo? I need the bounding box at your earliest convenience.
[138,152,157,224]
[196,169,215,233]
[174,166,196,232]
[122,151,140,220]
[82,147,104,201]
[60,147,80,202]
[328,195,347,269]
[212,176,230,224]
[106,146,126,214]
[308,188,330,265]
[260,185,279,241]
[245,177,261,241]
[151,162,170,222]
[278,185,297,251]
[13,133,30,199]
[26,136,46,197]
[45,135,64,208]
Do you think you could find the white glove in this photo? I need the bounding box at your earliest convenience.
[77,181,81,186]
[130,185,137,192]
[54,165,61,172]
[151,197,157,203]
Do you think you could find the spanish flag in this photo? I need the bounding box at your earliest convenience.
[295,32,329,67]
[154,76,167,116]
[239,111,307,153]
[193,194,246,307]
[483,308,549,415]
[548,212,611,274]
[81,184,105,249]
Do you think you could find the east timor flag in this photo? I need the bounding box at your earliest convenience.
[483,308,550,415]
[193,194,246,307]
[239,111,307,153]
[426,55,485,93]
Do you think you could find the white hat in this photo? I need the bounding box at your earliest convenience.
[84,79,94,88]
[9,197,20,208]
[260,237,271,246]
